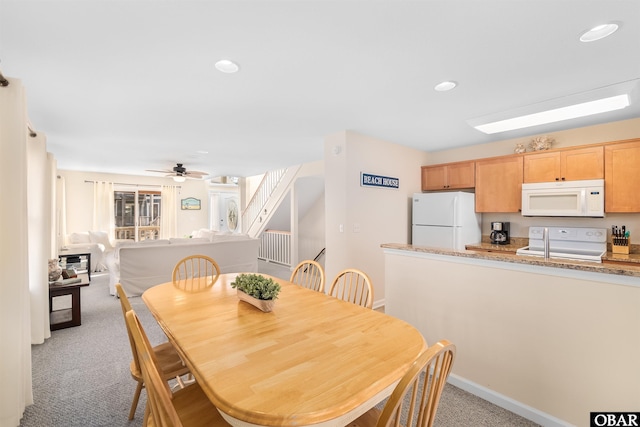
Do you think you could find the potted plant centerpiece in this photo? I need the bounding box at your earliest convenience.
[231,273,281,312]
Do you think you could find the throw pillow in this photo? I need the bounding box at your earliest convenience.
[198,229,217,241]
[68,232,91,244]
[212,233,251,242]
[89,231,113,251]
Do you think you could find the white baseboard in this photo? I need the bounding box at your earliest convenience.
[447,373,575,427]
[373,298,385,310]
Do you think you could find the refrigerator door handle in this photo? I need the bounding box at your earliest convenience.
[452,225,458,250]
[453,194,459,226]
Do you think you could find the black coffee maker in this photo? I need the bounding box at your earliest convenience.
[490,222,510,245]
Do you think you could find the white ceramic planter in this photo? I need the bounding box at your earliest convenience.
[237,290,276,312]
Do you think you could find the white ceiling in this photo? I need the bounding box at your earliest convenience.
[1,0,639,179]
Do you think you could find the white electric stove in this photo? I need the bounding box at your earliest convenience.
[516,226,607,263]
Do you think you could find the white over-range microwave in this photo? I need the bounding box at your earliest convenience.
[521,179,605,217]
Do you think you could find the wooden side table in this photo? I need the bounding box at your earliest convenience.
[49,273,90,330]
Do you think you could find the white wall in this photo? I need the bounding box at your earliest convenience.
[298,181,325,264]
[57,170,211,239]
[384,250,640,426]
[324,131,429,305]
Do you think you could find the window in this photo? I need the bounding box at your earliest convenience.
[114,190,161,241]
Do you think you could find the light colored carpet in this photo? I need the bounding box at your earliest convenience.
[19,268,539,426]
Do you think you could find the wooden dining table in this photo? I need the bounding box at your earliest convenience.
[142,273,426,427]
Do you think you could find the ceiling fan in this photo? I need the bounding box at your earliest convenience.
[146,163,209,182]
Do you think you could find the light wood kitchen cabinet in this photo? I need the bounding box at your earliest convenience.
[421,161,475,191]
[475,155,523,212]
[523,146,603,183]
[604,139,640,212]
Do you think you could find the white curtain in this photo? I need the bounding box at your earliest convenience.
[93,181,114,239]
[27,129,51,344]
[160,185,179,239]
[0,76,34,426]
[57,175,67,247]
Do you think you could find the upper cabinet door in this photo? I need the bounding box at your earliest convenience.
[522,151,560,183]
[523,146,603,183]
[421,161,475,191]
[447,161,476,189]
[475,156,523,213]
[421,165,447,191]
[605,140,640,212]
[560,146,604,181]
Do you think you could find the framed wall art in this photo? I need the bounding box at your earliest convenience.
[181,197,201,210]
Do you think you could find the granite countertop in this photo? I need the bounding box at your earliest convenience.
[465,239,640,265]
[465,237,527,253]
[601,252,640,264]
[381,242,640,278]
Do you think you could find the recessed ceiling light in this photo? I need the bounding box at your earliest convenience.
[215,59,239,73]
[196,150,209,155]
[579,23,620,42]
[434,81,457,92]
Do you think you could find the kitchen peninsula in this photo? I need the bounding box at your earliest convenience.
[382,243,640,427]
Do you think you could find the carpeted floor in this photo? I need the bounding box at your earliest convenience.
[19,269,539,427]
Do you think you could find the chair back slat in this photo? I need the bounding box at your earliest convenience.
[377,340,456,427]
[125,309,184,427]
[172,255,220,292]
[290,260,325,293]
[328,269,373,308]
[116,284,144,375]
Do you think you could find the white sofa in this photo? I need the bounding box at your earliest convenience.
[105,235,260,296]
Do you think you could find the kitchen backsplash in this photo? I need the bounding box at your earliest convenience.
[480,235,528,248]
[481,212,640,241]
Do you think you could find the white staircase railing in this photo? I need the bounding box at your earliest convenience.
[258,230,291,266]
[242,165,301,238]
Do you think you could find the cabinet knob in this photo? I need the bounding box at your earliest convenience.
[561,177,565,181]
[555,177,559,181]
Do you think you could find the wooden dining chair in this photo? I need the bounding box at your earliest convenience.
[289,260,325,293]
[347,340,456,427]
[116,283,190,420]
[172,255,220,292]
[125,309,231,427]
[328,268,374,308]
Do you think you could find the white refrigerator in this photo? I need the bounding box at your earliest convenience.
[412,192,482,250]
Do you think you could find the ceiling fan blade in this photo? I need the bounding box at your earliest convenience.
[147,165,208,179]
[185,170,209,177]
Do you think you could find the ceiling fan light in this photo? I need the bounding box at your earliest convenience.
[173,176,186,183]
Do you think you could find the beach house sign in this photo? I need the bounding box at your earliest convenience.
[360,173,399,189]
